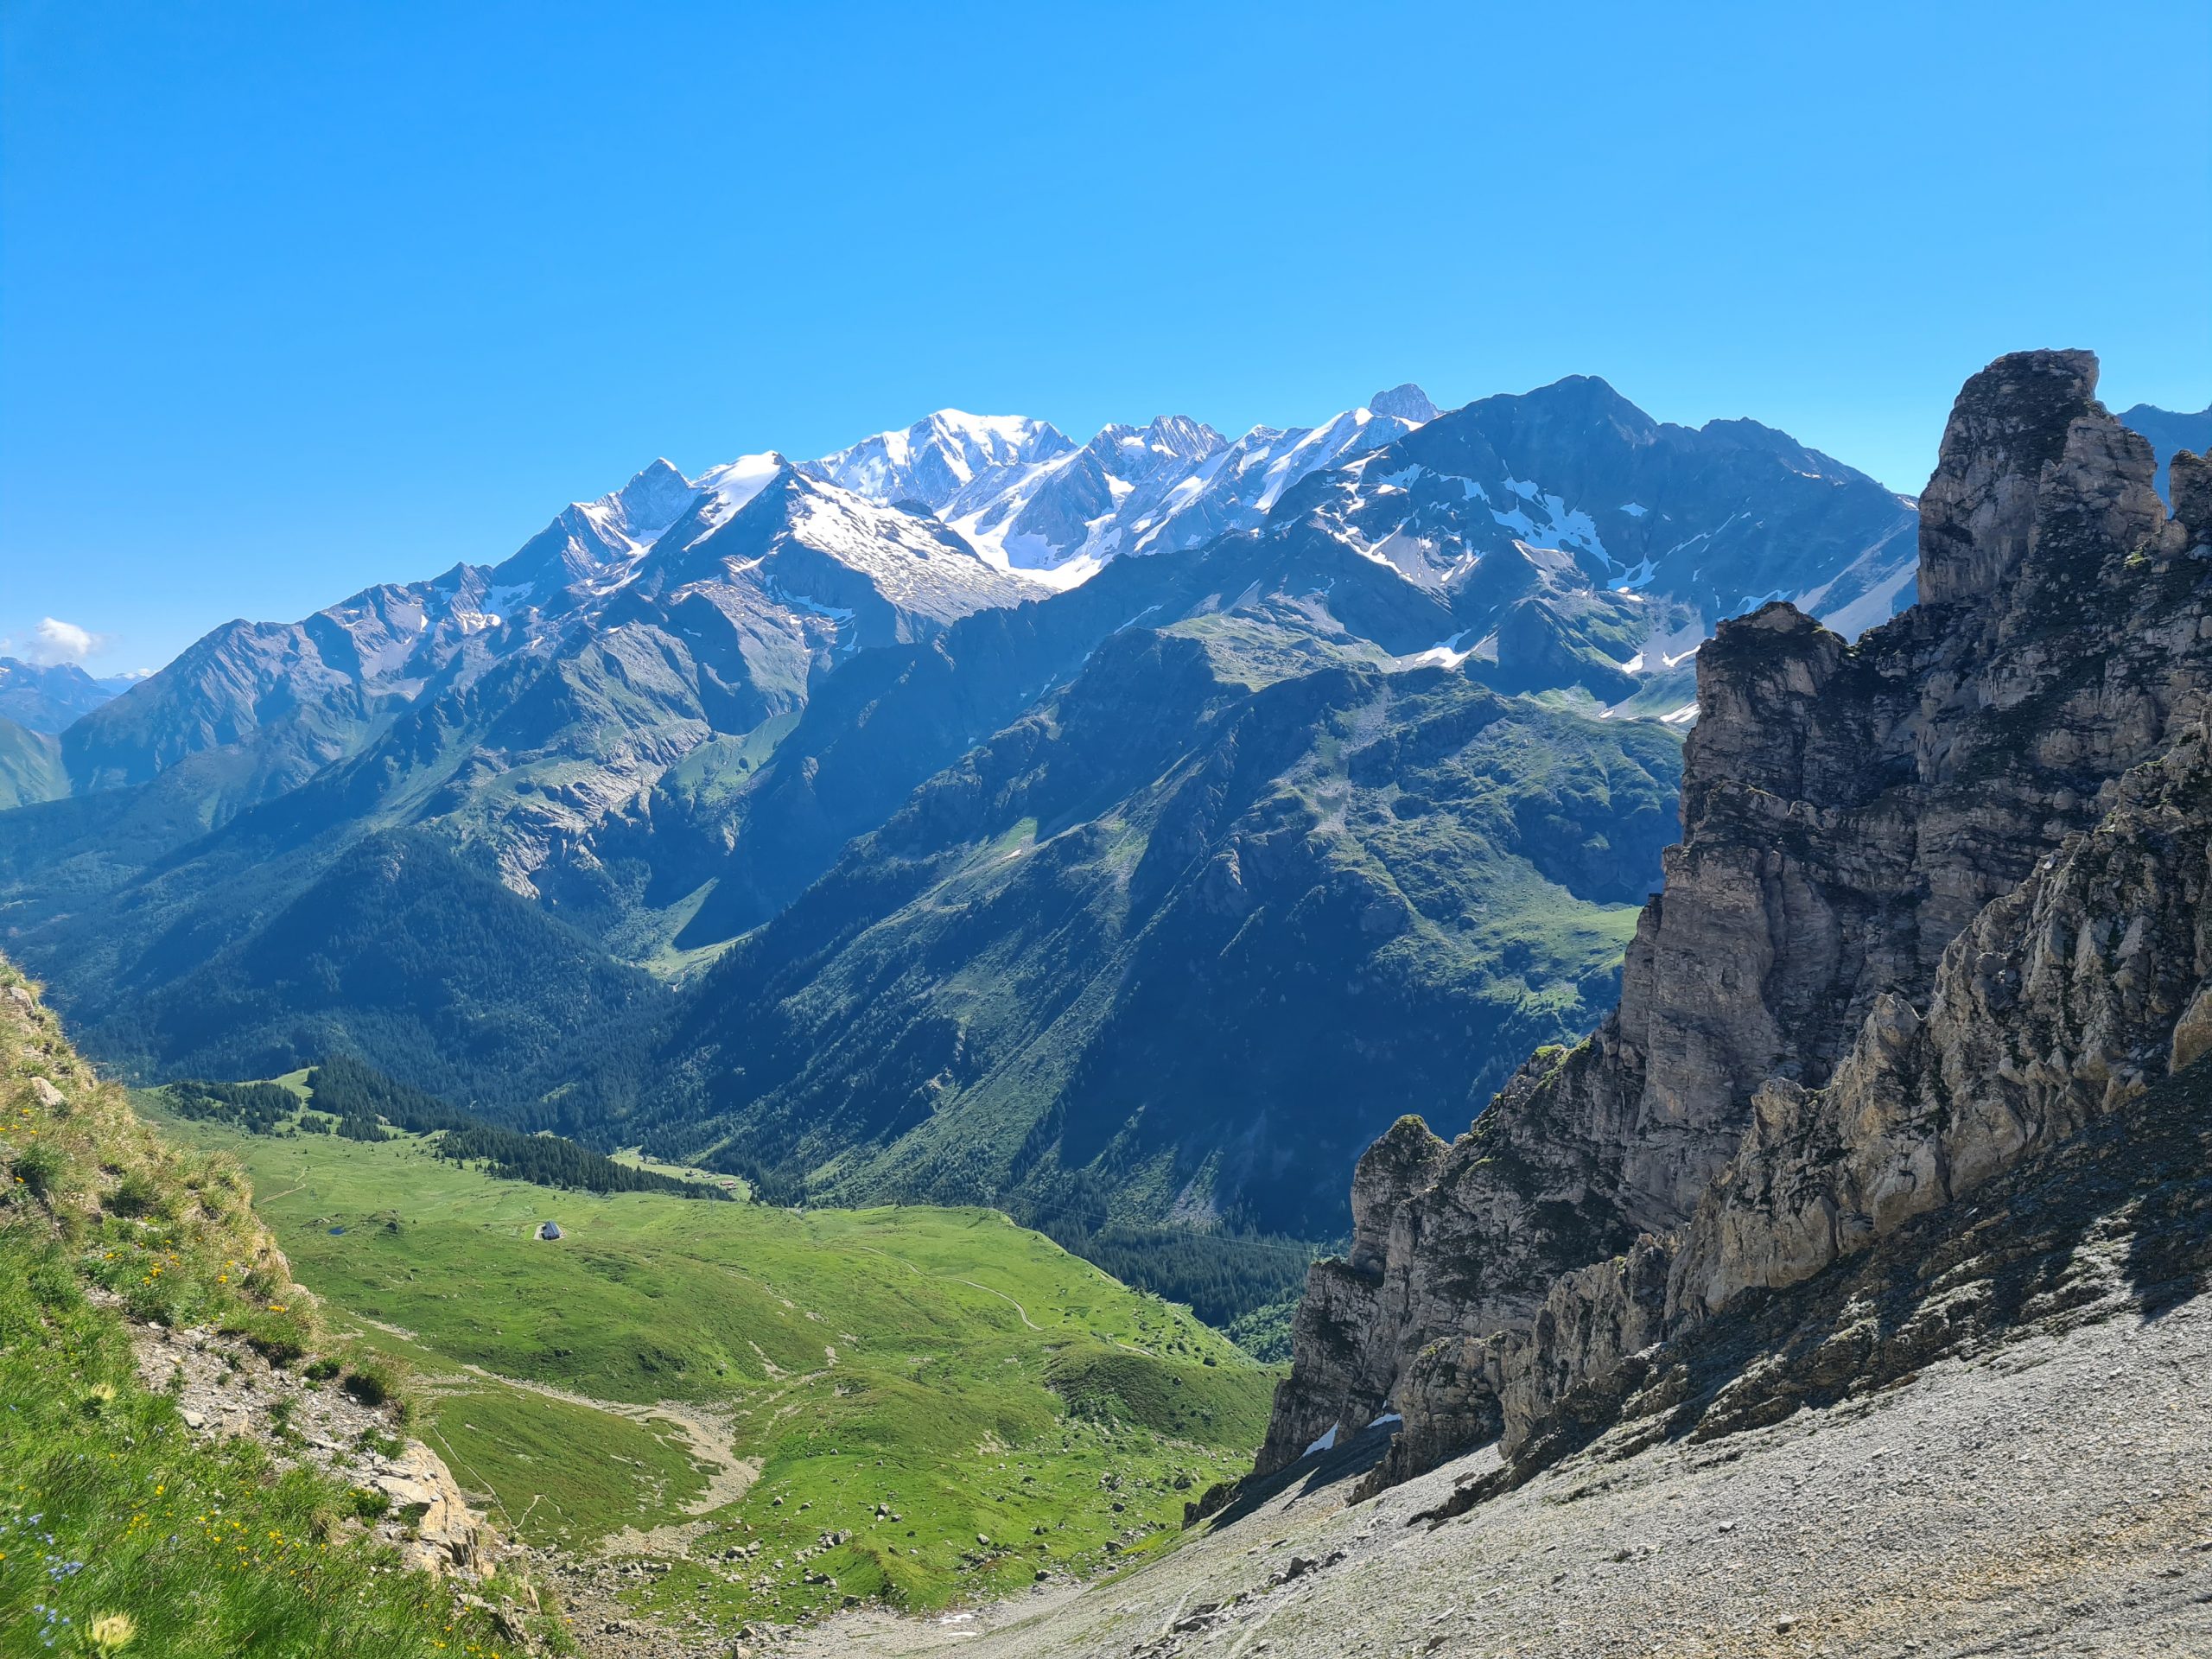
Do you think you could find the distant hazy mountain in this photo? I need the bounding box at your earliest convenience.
[2121,403,2212,502]
[0,371,1926,1243]
[0,658,140,734]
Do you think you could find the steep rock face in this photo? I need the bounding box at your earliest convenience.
[1495,701,2212,1446]
[1256,349,2210,1484]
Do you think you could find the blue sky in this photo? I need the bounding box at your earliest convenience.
[3,0,2206,674]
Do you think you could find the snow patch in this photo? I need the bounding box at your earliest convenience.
[1405,631,1472,668]
[693,452,784,528]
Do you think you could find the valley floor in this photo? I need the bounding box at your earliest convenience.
[805,1263,2212,1657]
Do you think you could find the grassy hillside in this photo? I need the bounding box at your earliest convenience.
[0,714,66,810]
[0,960,527,1658]
[149,1091,1279,1629]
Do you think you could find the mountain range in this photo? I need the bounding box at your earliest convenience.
[0,377,2197,1263]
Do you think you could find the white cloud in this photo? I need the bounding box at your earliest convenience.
[9,617,105,665]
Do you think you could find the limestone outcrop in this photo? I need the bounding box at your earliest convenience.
[1256,348,2212,1490]
[137,1318,505,1580]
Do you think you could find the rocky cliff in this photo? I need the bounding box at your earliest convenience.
[1255,349,2212,1491]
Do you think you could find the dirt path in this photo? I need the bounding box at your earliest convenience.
[854,1244,1046,1333]
[957,1278,1041,1331]
[453,1365,760,1554]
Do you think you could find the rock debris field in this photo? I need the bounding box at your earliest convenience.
[779,1295,2209,1659]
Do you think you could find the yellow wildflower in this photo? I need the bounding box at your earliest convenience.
[90,1611,137,1651]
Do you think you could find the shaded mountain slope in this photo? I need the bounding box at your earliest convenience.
[68,830,670,1123]
[0,715,63,810]
[646,623,1681,1237]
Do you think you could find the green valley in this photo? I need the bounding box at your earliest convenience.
[147,1092,1279,1630]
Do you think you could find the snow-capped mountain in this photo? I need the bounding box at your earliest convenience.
[1122,388,1441,560]
[804,386,1443,586]
[1262,375,1920,708]
[643,461,1033,642]
[490,457,702,599]
[806,411,1076,514]
[39,372,1930,842]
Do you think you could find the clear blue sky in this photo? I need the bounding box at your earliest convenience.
[3,0,2206,674]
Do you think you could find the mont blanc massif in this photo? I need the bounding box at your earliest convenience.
[6,353,2211,1657]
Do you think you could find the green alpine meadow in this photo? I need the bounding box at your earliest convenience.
[146,1084,1277,1623]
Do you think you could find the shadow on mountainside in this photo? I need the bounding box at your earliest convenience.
[1190,1418,1398,1534]
[1427,1060,2212,1522]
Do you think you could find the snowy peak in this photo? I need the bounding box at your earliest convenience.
[805,410,1075,515]
[1082,415,1229,479]
[1279,373,1919,649]
[804,392,1447,583]
[608,458,701,542]
[692,452,788,526]
[493,457,703,596]
[659,466,1032,639]
[1111,395,1436,557]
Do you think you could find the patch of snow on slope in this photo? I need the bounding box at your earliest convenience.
[693,453,785,528]
[1806,557,1917,640]
[1405,632,1472,668]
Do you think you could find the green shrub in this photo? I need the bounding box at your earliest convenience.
[109,1170,169,1217]
[340,1351,416,1421]
[347,1484,393,1522]
[11,1138,65,1198]
[220,1304,313,1368]
[124,1278,185,1326]
[28,1258,83,1311]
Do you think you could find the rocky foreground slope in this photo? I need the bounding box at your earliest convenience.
[832,1049,2212,1656]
